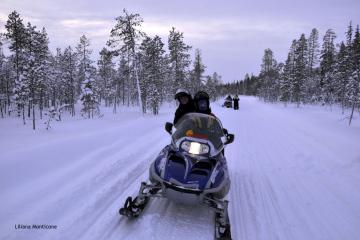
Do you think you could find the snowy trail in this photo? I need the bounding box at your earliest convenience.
[220,98,360,240]
[1,97,360,240]
[0,113,167,239]
[0,111,214,240]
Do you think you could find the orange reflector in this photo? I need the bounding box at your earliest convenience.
[186,130,194,136]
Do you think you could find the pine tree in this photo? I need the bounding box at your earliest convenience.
[307,28,320,74]
[22,23,40,129]
[161,53,173,102]
[259,48,278,102]
[5,11,27,123]
[205,74,218,101]
[344,22,355,108]
[20,24,51,129]
[61,46,77,116]
[80,72,100,118]
[348,25,360,125]
[0,57,14,117]
[108,9,145,111]
[4,11,26,87]
[334,42,349,112]
[191,49,206,93]
[48,48,62,108]
[346,21,353,66]
[320,29,337,106]
[76,35,93,97]
[139,36,165,114]
[293,34,308,105]
[168,27,192,93]
[306,28,321,102]
[36,27,50,120]
[98,48,115,108]
[117,56,130,106]
[0,40,7,117]
[280,40,297,104]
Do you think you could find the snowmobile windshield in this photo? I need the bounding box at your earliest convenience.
[173,113,225,153]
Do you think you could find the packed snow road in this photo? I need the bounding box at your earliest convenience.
[1,97,359,240]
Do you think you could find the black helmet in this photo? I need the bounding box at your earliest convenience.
[194,91,209,101]
[175,88,191,100]
[194,91,210,113]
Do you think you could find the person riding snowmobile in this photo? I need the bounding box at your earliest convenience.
[194,91,231,155]
[194,91,214,116]
[165,89,195,134]
[173,89,195,124]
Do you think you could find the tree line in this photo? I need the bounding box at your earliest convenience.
[0,10,222,129]
[221,23,360,125]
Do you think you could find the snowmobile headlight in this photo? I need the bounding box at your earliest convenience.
[181,141,209,155]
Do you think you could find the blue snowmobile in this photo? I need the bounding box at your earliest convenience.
[119,113,234,240]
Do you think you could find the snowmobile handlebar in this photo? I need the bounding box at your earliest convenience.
[224,133,234,145]
[165,122,173,134]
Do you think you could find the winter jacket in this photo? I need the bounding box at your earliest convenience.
[173,100,195,125]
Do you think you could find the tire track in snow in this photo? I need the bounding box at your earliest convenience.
[221,98,360,240]
[0,120,166,240]
[51,136,166,240]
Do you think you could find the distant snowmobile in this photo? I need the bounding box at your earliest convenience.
[119,113,235,240]
[222,95,233,108]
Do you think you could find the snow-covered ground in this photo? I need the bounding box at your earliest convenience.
[1,96,360,240]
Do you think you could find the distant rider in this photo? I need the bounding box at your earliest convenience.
[233,95,239,110]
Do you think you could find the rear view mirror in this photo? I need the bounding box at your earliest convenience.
[224,134,234,145]
[223,128,228,135]
[165,122,173,135]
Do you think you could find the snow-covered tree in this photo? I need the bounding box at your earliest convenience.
[344,22,355,108]
[117,56,130,106]
[204,72,222,101]
[191,49,206,93]
[4,11,27,122]
[320,29,337,105]
[307,28,320,74]
[80,72,100,119]
[97,48,115,107]
[305,28,321,102]
[348,25,360,125]
[168,27,191,93]
[47,48,62,108]
[139,35,165,114]
[259,48,279,102]
[334,42,349,112]
[4,11,26,87]
[293,34,308,105]
[18,23,50,129]
[35,27,50,119]
[76,35,93,96]
[61,46,77,116]
[0,39,6,117]
[279,41,296,104]
[108,9,145,111]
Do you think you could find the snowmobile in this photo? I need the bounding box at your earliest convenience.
[222,95,233,108]
[119,113,235,240]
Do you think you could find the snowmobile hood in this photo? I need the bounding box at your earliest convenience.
[153,146,227,191]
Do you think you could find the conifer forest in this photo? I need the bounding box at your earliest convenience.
[0,10,359,128]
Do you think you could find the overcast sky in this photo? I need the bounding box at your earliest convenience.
[1,0,360,82]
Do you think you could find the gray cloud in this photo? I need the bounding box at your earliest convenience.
[1,0,360,82]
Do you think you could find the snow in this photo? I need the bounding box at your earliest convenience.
[1,96,360,240]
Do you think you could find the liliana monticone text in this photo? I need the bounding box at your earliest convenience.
[15,224,57,230]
